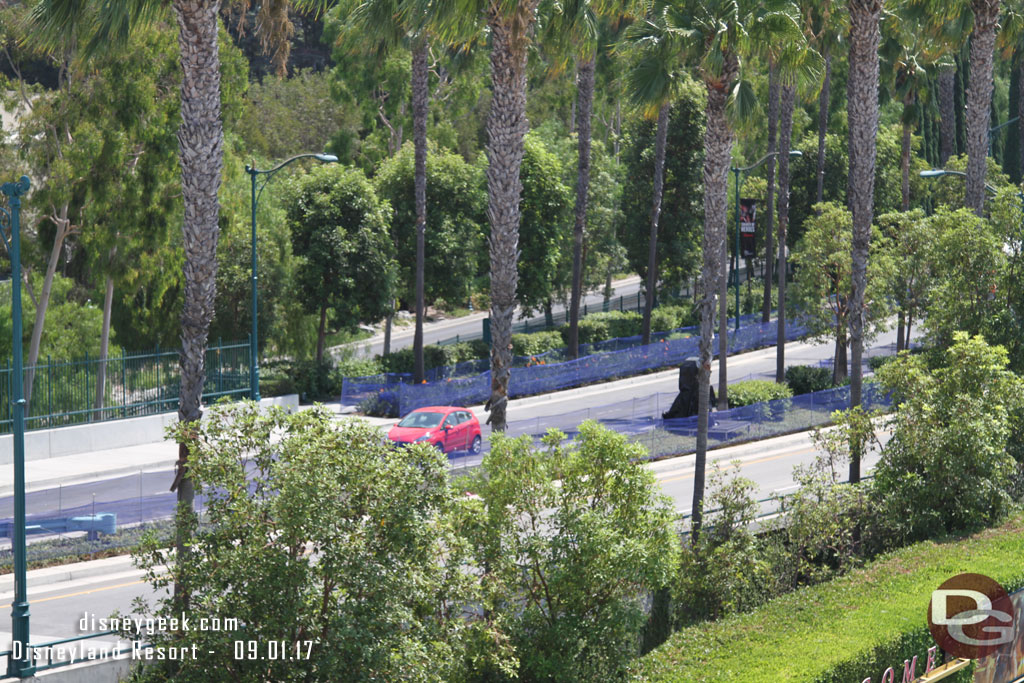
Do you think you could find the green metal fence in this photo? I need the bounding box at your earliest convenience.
[0,338,250,433]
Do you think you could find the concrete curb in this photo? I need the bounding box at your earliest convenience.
[0,554,139,593]
[0,459,179,498]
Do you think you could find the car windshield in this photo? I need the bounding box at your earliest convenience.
[397,411,445,428]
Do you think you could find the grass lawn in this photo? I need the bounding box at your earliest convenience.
[635,514,1024,682]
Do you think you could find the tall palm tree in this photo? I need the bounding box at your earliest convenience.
[761,60,779,323]
[337,0,433,382]
[30,0,315,594]
[774,78,796,383]
[435,0,540,431]
[674,0,802,538]
[622,4,685,348]
[846,0,883,483]
[964,0,1000,215]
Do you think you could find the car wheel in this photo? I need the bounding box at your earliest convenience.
[469,435,482,455]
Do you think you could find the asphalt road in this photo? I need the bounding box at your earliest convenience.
[0,422,887,649]
[345,276,646,358]
[0,325,906,522]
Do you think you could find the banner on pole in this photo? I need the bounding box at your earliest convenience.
[740,198,757,259]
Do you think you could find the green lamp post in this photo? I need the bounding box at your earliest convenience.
[1,176,33,678]
[246,154,338,401]
[731,150,802,331]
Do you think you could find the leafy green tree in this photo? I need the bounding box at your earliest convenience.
[0,274,106,363]
[514,133,573,315]
[921,207,1006,350]
[465,422,679,681]
[875,209,938,352]
[373,142,486,310]
[788,202,892,383]
[871,333,1023,543]
[619,77,705,302]
[131,403,504,682]
[283,165,396,363]
[234,69,359,161]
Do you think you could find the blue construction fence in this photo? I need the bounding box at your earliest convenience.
[343,314,810,416]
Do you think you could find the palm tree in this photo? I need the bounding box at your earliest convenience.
[622,4,685,348]
[337,0,433,382]
[964,0,1001,215]
[761,60,779,323]
[29,0,313,595]
[434,0,540,431]
[674,0,802,538]
[846,0,883,483]
[774,78,796,383]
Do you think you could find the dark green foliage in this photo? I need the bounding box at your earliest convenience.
[726,380,793,408]
[511,330,563,356]
[620,77,705,293]
[379,342,483,374]
[557,311,641,345]
[374,143,487,308]
[1005,61,1020,184]
[784,365,833,395]
[867,354,895,371]
[650,305,695,333]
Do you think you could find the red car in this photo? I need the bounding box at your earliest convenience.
[387,406,483,455]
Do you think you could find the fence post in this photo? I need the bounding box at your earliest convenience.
[619,295,624,312]
[47,356,52,426]
[155,343,161,409]
[217,337,223,397]
[84,351,90,425]
[121,348,127,418]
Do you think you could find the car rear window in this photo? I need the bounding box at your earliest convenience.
[397,411,444,428]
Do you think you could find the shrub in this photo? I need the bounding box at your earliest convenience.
[287,360,343,402]
[379,341,487,375]
[867,354,895,371]
[336,355,383,379]
[784,364,832,395]
[561,316,610,345]
[512,330,563,356]
[650,305,694,333]
[358,390,399,417]
[726,380,793,408]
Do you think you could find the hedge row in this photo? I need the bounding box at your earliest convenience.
[635,514,1024,682]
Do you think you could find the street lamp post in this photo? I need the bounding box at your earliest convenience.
[0,176,32,678]
[246,154,338,401]
[919,168,998,197]
[731,150,802,331]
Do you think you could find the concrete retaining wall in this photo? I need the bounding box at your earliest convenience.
[0,395,299,465]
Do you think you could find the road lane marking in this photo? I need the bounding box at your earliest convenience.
[0,580,146,610]
[656,447,817,484]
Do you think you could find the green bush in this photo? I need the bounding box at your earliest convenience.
[784,365,833,395]
[337,355,383,379]
[379,341,487,374]
[650,305,694,333]
[512,330,563,356]
[867,354,895,371]
[726,380,793,408]
[288,360,343,402]
[561,316,609,345]
[636,513,1024,682]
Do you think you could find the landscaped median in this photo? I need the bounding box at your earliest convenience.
[633,514,1024,682]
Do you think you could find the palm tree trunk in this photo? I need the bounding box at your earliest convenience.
[901,93,913,212]
[93,273,115,418]
[25,205,72,408]
[171,0,223,606]
[1018,59,1024,183]
[717,204,728,410]
[846,0,882,484]
[568,58,595,360]
[693,65,736,542]
[484,4,537,432]
[382,306,393,356]
[775,83,796,383]
[412,38,429,383]
[964,0,1000,215]
[642,103,670,347]
[316,304,328,364]
[816,50,832,207]
[762,59,779,323]
[833,319,848,384]
[939,65,955,165]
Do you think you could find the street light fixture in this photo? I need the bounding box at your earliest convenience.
[731,150,802,331]
[0,176,33,678]
[245,154,338,401]
[919,168,998,197]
